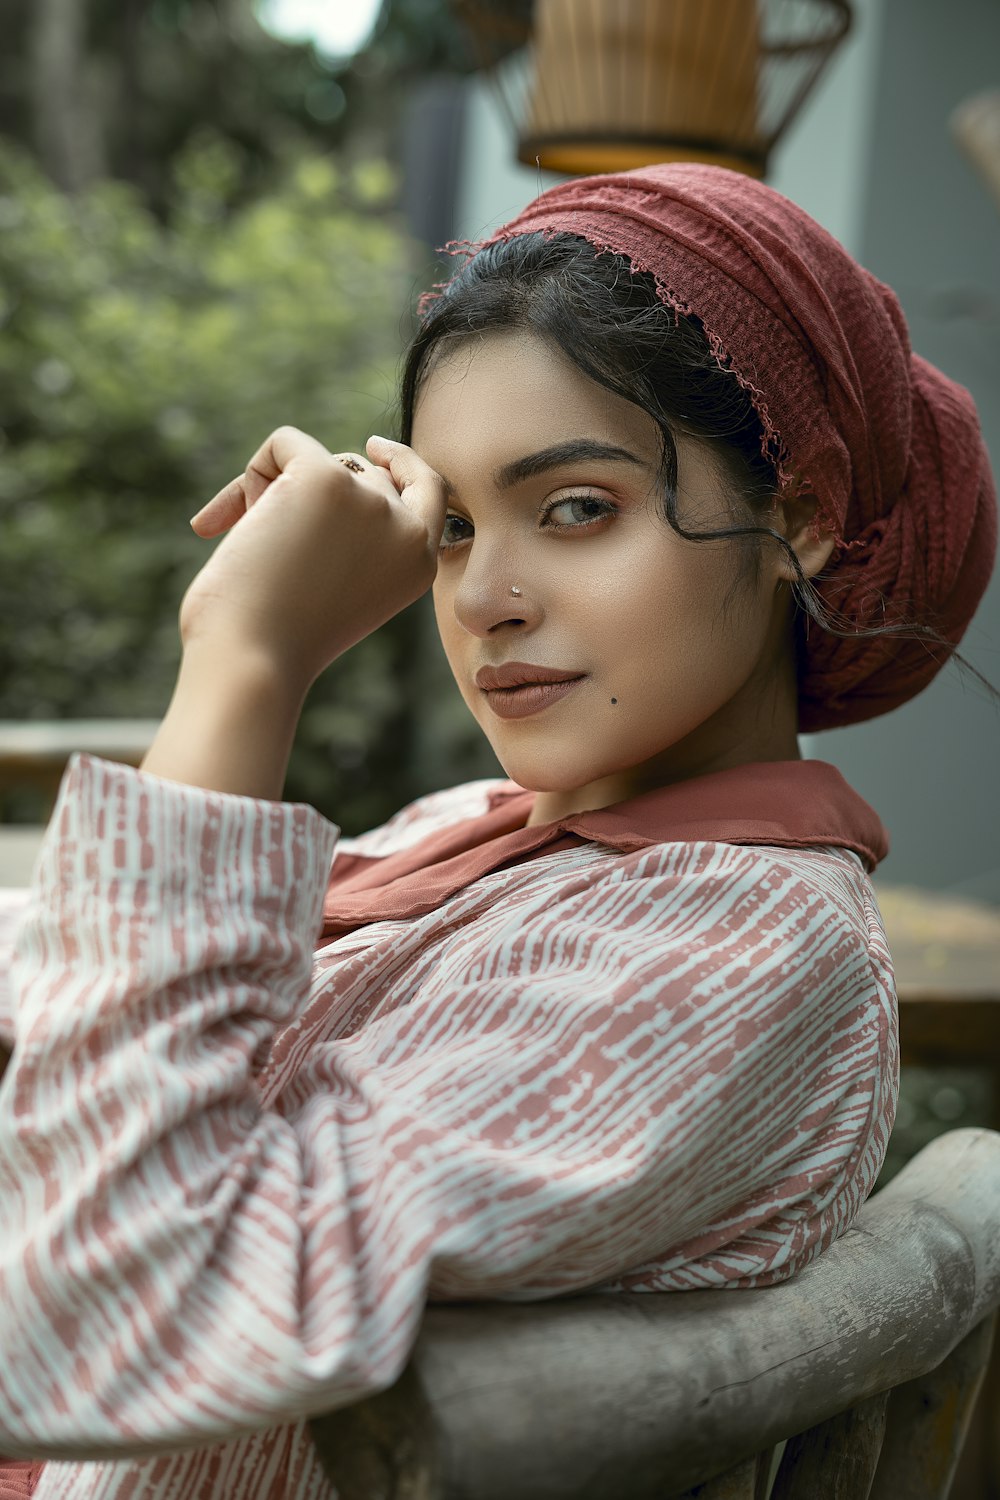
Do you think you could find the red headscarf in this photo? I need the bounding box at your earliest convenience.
[424,164,997,732]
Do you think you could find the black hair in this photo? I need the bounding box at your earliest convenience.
[398,232,998,710]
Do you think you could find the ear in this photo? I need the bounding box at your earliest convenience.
[772,492,837,584]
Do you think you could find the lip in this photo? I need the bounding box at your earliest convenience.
[482,678,585,720]
[475,661,586,691]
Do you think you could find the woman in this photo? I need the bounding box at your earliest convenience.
[0,163,995,1498]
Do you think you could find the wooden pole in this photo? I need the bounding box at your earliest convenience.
[771,1389,890,1499]
[870,1312,997,1500]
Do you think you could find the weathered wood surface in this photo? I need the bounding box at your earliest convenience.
[869,1310,996,1499]
[697,1312,999,1500]
[676,1449,759,1498]
[770,1389,889,1499]
[309,1127,1000,1500]
[300,1359,440,1500]
[675,1445,785,1499]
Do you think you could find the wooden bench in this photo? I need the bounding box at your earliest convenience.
[874,882,1000,1101]
[308,1126,1000,1499]
[0,719,160,809]
[0,720,161,885]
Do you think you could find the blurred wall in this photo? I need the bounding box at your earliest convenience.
[449,0,1000,902]
[813,0,1000,903]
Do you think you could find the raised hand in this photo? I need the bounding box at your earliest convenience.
[140,428,447,799]
[179,427,448,694]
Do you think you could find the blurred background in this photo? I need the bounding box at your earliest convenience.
[1,0,1000,1489]
[0,0,480,839]
[0,0,997,870]
[0,0,997,863]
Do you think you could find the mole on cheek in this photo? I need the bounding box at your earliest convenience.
[611,698,618,705]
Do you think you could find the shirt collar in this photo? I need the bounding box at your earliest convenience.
[320,759,888,939]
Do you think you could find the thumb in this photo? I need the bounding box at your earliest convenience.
[366,435,448,545]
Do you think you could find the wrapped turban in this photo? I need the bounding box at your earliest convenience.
[426,165,997,732]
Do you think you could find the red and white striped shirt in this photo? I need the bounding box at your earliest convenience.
[0,753,897,1499]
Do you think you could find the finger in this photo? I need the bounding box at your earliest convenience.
[244,425,332,507]
[190,428,335,536]
[365,435,448,545]
[189,476,248,537]
[333,452,373,476]
[333,452,402,505]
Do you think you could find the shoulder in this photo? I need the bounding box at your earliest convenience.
[335,777,521,859]
[551,835,874,908]
[482,837,891,975]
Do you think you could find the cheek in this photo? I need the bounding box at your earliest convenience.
[591,556,750,705]
[432,583,466,675]
[431,581,446,630]
[588,562,702,665]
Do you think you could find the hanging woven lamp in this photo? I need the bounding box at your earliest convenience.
[452,0,853,179]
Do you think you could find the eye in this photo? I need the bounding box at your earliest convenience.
[437,492,617,552]
[541,495,617,531]
[440,513,476,549]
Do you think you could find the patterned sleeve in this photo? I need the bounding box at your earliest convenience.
[0,754,896,1465]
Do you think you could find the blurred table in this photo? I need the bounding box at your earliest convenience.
[868,882,1000,1500]
[872,848,999,1500]
[0,719,162,884]
[0,828,48,886]
[0,719,160,807]
[871,882,1000,1113]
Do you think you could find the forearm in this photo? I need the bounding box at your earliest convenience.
[0,754,341,1458]
[141,644,308,800]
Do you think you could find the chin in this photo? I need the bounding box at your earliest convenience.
[489,748,605,795]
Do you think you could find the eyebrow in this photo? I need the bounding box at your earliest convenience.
[438,439,649,500]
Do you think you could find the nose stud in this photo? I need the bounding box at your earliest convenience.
[510,586,522,597]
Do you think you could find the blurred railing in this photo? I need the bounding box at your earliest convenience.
[0,720,160,881]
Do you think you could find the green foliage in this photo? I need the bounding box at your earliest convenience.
[0,134,496,830]
[0,0,372,215]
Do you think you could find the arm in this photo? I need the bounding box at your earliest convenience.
[139,645,307,800]
[0,798,897,1460]
[141,425,446,801]
[0,426,453,1461]
[2,423,446,1063]
[0,656,294,1095]
[0,753,340,1460]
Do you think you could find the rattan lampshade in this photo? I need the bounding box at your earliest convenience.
[453,0,853,179]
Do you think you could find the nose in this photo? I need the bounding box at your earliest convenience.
[444,537,540,639]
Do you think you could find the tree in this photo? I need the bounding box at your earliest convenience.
[0,0,374,215]
[0,136,499,828]
[0,0,489,218]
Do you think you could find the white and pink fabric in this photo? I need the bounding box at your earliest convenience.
[0,752,897,1497]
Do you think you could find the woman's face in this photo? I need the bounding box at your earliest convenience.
[410,329,812,826]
